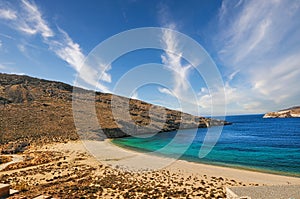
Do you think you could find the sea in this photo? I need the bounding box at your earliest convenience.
[112,114,300,177]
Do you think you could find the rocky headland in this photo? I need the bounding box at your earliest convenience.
[1,73,300,198]
[0,73,230,148]
[0,73,240,198]
[263,106,300,118]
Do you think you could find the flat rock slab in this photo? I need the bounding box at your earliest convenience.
[226,185,300,199]
[33,195,52,199]
[0,183,10,198]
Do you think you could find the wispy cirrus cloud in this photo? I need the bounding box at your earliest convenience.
[156,1,293,115]
[0,0,111,92]
[17,0,54,38]
[158,87,173,96]
[160,28,193,98]
[214,0,300,112]
[0,8,17,20]
[47,28,84,72]
[157,4,193,102]
[47,27,110,92]
[0,0,53,38]
[0,32,15,40]
[157,4,223,116]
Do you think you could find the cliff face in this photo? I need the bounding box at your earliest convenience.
[263,106,300,118]
[0,73,230,144]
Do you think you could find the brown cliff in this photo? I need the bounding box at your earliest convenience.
[0,73,230,145]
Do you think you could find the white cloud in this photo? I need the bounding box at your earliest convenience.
[160,28,193,98]
[0,8,17,20]
[0,33,15,40]
[157,5,219,116]
[0,0,53,38]
[217,1,281,66]
[46,28,111,92]
[18,0,54,38]
[17,44,26,52]
[0,64,6,70]
[158,3,192,95]
[131,91,139,100]
[158,87,174,96]
[251,54,300,103]
[214,0,300,112]
[228,70,239,81]
[0,0,111,92]
[0,40,2,48]
[48,28,84,72]
[197,83,254,115]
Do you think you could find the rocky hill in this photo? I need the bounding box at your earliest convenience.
[263,106,300,118]
[0,73,230,146]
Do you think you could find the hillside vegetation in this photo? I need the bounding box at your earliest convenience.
[0,73,229,146]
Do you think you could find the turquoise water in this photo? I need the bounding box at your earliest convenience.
[112,114,300,177]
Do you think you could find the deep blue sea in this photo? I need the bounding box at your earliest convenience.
[112,114,300,177]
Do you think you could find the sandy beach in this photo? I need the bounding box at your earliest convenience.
[82,140,300,185]
[83,139,300,185]
[1,140,299,198]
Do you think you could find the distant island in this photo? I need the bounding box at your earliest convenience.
[263,106,300,118]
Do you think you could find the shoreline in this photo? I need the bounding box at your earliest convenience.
[80,139,300,185]
[111,138,300,178]
[2,140,300,198]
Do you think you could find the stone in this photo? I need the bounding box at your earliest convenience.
[0,184,10,198]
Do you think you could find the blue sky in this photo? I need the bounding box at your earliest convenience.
[0,0,300,116]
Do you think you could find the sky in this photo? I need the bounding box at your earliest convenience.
[0,0,300,116]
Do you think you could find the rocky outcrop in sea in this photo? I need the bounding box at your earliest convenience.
[263,106,300,118]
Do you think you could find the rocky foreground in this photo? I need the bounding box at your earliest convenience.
[263,106,300,118]
[0,141,261,199]
[2,141,300,198]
